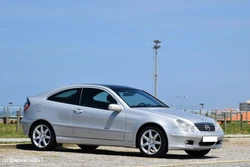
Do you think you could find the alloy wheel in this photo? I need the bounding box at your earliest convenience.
[32,124,51,148]
[140,129,162,155]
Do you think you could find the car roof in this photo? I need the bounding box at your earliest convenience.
[65,83,136,89]
[35,84,138,97]
[91,84,136,90]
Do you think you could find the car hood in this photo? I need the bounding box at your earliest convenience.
[134,107,214,124]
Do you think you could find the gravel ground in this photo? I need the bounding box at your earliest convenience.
[0,138,250,167]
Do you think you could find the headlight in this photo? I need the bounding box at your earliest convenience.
[215,122,223,132]
[176,120,194,132]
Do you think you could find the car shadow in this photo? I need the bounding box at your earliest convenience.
[16,144,218,160]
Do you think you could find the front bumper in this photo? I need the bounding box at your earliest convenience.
[165,127,224,150]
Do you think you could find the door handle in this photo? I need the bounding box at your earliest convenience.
[73,108,83,114]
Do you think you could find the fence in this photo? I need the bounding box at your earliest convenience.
[185,109,249,132]
[0,107,249,133]
[0,106,23,117]
[0,106,23,125]
[0,109,22,133]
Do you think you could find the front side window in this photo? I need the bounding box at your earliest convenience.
[47,88,81,105]
[80,88,117,110]
[112,88,169,108]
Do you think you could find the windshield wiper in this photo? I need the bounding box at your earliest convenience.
[130,104,167,108]
[130,105,147,108]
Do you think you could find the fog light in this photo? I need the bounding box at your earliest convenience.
[216,140,222,145]
[185,140,194,145]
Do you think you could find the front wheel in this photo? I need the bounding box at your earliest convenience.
[185,149,211,157]
[30,122,57,151]
[138,126,168,157]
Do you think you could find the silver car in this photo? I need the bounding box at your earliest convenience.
[21,84,224,157]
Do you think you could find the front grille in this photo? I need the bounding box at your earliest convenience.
[194,123,215,132]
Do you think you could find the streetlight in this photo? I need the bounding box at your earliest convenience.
[177,96,187,110]
[9,102,13,116]
[200,103,204,115]
[153,40,161,98]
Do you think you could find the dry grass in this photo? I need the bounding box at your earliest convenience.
[0,124,27,138]
[222,122,250,134]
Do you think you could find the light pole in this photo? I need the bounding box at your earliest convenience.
[200,103,204,115]
[153,40,161,98]
[177,96,187,110]
[9,102,13,116]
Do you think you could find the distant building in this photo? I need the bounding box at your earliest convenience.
[239,100,250,111]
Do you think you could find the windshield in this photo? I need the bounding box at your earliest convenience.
[112,88,169,108]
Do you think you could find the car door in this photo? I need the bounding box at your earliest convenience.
[71,87,126,141]
[46,88,82,137]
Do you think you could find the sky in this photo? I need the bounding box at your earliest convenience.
[0,0,249,110]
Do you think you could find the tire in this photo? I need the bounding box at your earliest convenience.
[78,145,99,151]
[138,126,168,157]
[185,149,211,157]
[30,122,57,151]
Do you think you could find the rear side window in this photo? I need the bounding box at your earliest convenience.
[48,88,81,105]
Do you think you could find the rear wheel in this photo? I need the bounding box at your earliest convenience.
[30,122,57,151]
[185,149,211,157]
[138,126,168,157]
[78,145,99,151]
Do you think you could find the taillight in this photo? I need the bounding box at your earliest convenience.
[24,99,30,112]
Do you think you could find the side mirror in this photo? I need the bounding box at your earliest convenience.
[108,104,122,112]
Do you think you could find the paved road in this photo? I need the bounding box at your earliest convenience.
[0,138,250,167]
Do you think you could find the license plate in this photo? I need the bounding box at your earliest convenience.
[202,136,218,142]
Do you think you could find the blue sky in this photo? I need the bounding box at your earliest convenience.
[0,0,249,110]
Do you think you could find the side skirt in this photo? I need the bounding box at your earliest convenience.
[56,136,135,148]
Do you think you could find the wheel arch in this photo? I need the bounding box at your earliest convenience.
[29,119,56,139]
[135,122,168,148]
